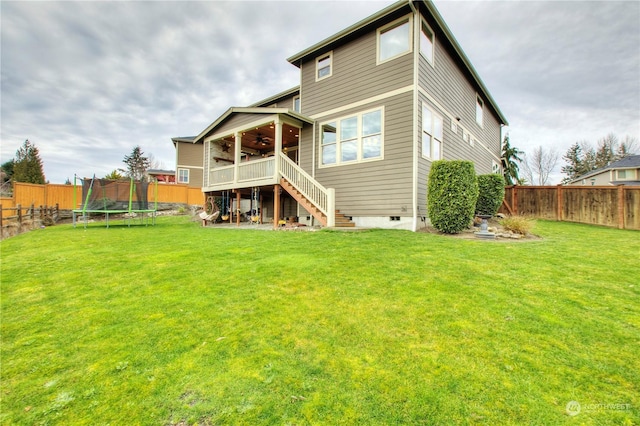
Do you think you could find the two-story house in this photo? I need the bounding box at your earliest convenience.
[173,0,508,230]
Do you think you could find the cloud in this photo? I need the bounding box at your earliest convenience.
[1,0,638,184]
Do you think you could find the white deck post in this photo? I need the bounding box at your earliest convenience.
[233,131,241,184]
[274,116,283,180]
[327,187,335,227]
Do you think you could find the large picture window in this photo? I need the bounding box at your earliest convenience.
[320,108,383,166]
[422,105,443,160]
[378,17,411,63]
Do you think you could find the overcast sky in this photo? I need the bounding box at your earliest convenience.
[2,0,639,184]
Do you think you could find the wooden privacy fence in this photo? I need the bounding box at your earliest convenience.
[0,182,205,210]
[499,185,640,230]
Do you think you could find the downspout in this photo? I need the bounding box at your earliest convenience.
[410,0,420,231]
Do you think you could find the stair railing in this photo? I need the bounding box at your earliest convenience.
[279,154,335,226]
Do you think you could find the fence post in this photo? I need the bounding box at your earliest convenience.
[40,205,44,221]
[556,184,563,222]
[512,186,518,215]
[17,204,22,228]
[30,203,35,221]
[617,185,625,230]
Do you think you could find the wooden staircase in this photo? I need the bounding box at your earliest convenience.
[280,178,355,227]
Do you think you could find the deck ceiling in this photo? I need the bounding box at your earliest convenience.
[219,123,300,151]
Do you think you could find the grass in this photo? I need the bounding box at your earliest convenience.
[1,216,638,425]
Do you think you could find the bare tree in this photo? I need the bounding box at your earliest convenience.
[520,146,560,185]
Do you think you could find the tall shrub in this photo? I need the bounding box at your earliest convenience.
[475,174,505,216]
[427,160,478,234]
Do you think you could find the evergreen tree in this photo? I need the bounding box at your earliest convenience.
[121,146,150,181]
[560,134,638,183]
[501,134,523,186]
[1,160,15,182]
[561,142,586,184]
[13,139,46,184]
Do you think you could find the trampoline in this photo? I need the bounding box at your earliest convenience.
[72,175,157,228]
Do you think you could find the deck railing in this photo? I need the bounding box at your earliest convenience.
[238,157,275,182]
[210,165,234,185]
[207,154,335,226]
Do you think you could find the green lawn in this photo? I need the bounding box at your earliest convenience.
[1,216,638,425]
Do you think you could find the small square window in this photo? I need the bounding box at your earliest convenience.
[492,160,501,174]
[293,96,300,113]
[450,120,457,134]
[316,52,332,81]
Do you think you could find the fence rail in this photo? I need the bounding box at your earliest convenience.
[499,185,640,230]
[0,203,59,238]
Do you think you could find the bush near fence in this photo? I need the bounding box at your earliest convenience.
[499,185,640,230]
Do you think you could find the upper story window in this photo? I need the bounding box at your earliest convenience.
[492,160,501,175]
[420,20,434,65]
[177,168,189,184]
[377,17,412,64]
[320,108,384,167]
[476,95,484,127]
[316,52,332,81]
[422,105,443,160]
[293,96,301,112]
[617,169,633,180]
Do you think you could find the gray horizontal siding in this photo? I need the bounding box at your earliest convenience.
[213,113,272,137]
[303,91,414,217]
[418,19,501,163]
[300,16,414,118]
[177,142,204,167]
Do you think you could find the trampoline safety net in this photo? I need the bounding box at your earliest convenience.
[81,178,151,211]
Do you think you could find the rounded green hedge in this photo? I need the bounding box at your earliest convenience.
[475,174,505,216]
[427,160,478,234]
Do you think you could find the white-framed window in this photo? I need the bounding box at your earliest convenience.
[492,160,501,174]
[293,95,300,113]
[177,168,189,184]
[320,108,383,167]
[476,95,484,127]
[420,20,434,65]
[617,169,631,180]
[377,16,412,64]
[316,52,332,81]
[463,130,469,143]
[422,105,443,160]
[470,137,475,147]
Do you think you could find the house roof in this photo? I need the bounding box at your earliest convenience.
[286,0,508,126]
[193,107,314,144]
[147,169,176,175]
[569,154,640,183]
[171,136,196,145]
[249,86,300,108]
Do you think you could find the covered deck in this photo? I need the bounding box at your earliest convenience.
[194,108,335,228]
